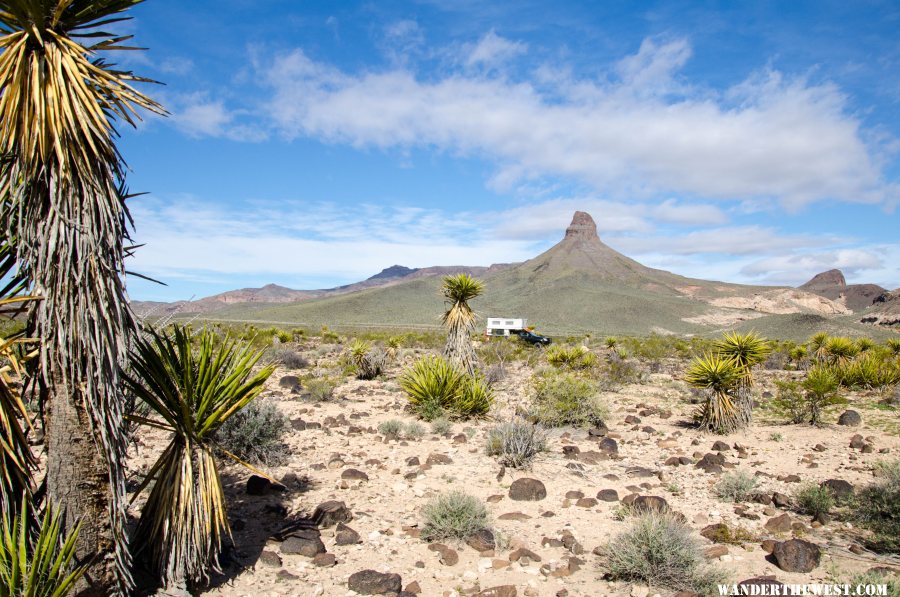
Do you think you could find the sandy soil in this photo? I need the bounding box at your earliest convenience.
[125,345,900,597]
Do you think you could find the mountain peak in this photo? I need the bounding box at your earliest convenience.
[801,269,847,290]
[564,211,599,241]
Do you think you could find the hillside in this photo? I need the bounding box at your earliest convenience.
[799,269,886,312]
[161,212,894,340]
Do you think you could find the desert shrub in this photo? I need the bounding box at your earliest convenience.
[485,418,547,468]
[770,379,808,424]
[403,421,426,439]
[269,347,309,369]
[847,570,899,595]
[794,483,834,517]
[887,338,900,356]
[274,329,293,344]
[601,512,726,595]
[715,471,758,503]
[853,460,900,553]
[770,432,784,442]
[347,339,387,380]
[378,419,403,437]
[529,369,607,427]
[546,344,596,370]
[700,523,755,545]
[431,417,452,435]
[303,376,339,402]
[214,400,290,465]
[803,365,843,425]
[420,491,490,543]
[398,355,493,420]
[603,352,643,386]
[483,364,505,386]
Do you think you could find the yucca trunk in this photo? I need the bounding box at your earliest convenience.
[13,178,135,596]
[444,322,478,376]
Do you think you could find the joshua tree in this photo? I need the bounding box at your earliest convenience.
[0,3,163,592]
[712,331,771,428]
[685,353,744,433]
[440,273,484,375]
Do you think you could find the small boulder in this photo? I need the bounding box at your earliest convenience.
[711,441,731,452]
[821,479,854,501]
[598,437,618,455]
[596,489,619,502]
[631,495,669,514]
[509,478,547,501]
[341,468,369,482]
[348,570,402,595]
[772,539,821,573]
[279,375,301,389]
[837,410,861,426]
[764,513,793,534]
[334,522,361,545]
[280,529,326,557]
[466,529,496,552]
[772,492,791,508]
[246,475,272,496]
[313,501,353,528]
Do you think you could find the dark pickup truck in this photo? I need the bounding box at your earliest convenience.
[516,330,552,345]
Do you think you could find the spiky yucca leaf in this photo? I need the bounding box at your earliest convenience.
[441,274,483,375]
[714,331,772,387]
[0,502,85,597]
[685,353,744,433]
[0,237,39,518]
[822,336,859,366]
[802,365,841,425]
[124,325,275,587]
[808,332,830,362]
[398,355,491,420]
[886,338,900,356]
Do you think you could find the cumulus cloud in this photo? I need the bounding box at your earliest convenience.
[258,38,894,209]
[739,249,886,285]
[169,93,267,141]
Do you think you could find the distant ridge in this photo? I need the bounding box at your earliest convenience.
[799,269,886,312]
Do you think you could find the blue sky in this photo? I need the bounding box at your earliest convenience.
[116,0,900,301]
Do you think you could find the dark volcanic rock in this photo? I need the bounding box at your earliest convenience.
[466,529,496,552]
[335,522,362,545]
[313,501,353,527]
[837,410,862,426]
[773,539,821,573]
[632,495,669,514]
[509,478,547,501]
[280,529,326,557]
[821,479,854,500]
[341,468,369,482]
[348,570,402,594]
[246,475,272,496]
[597,437,618,455]
[596,489,619,502]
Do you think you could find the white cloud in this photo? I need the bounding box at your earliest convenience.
[739,249,887,285]
[259,38,895,209]
[158,57,194,76]
[169,93,268,141]
[652,199,728,226]
[607,226,835,256]
[466,30,527,67]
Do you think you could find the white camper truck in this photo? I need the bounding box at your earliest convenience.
[485,317,527,337]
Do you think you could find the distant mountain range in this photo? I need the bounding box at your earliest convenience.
[133,212,898,339]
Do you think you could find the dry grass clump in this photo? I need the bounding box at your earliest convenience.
[485,418,547,468]
[268,347,309,369]
[714,471,758,503]
[794,483,834,517]
[420,491,490,543]
[214,399,291,465]
[600,512,726,595]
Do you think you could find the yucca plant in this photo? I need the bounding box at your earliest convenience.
[886,338,900,357]
[0,2,165,591]
[789,345,808,369]
[441,274,484,376]
[855,337,875,353]
[398,354,492,420]
[0,237,38,518]
[123,325,275,587]
[347,339,384,380]
[808,332,830,363]
[685,353,745,433]
[822,336,859,366]
[714,331,772,387]
[0,503,86,597]
[546,345,596,370]
[802,365,841,425]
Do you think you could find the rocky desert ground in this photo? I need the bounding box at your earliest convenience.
[126,335,900,597]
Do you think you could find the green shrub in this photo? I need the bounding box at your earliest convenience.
[529,369,607,427]
[794,483,834,517]
[715,471,758,503]
[304,376,339,402]
[347,339,387,380]
[546,344,596,370]
[275,330,293,343]
[770,379,808,424]
[0,504,86,596]
[854,460,900,553]
[700,523,755,545]
[840,352,900,389]
[485,418,547,468]
[601,512,726,595]
[398,355,493,420]
[421,491,490,543]
[214,399,290,465]
[846,570,899,596]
